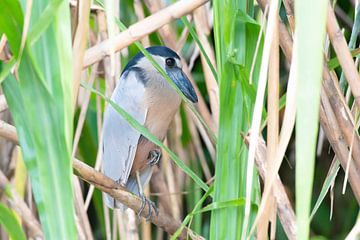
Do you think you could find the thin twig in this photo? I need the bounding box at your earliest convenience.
[327,4,360,110]
[72,0,91,108]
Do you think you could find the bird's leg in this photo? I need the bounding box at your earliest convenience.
[135,171,158,221]
[147,149,161,166]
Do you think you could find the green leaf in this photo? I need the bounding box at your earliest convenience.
[210,1,261,239]
[1,1,77,238]
[310,160,340,220]
[0,203,26,240]
[181,16,218,81]
[295,0,328,239]
[0,0,23,57]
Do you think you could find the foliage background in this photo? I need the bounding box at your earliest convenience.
[0,0,359,239]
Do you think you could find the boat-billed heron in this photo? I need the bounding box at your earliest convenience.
[102,46,198,217]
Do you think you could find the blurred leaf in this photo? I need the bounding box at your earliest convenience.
[0,0,23,57]
[295,0,328,238]
[310,160,340,220]
[327,48,360,70]
[1,0,77,238]
[0,203,26,240]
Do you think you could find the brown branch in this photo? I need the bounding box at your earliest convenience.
[82,0,209,68]
[73,160,202,239]
[0,120,18,144]
[0,170,43,239]
[0,122,203,239]
[327,4,360,110]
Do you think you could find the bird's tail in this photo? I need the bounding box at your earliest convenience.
[104,193,127,210]
[103,168,153,211]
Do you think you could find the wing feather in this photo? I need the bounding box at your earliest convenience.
[102,71,147,208]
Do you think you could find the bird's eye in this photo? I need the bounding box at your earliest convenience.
[165,58,176,67]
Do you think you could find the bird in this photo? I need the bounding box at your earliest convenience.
[102,46,198,218]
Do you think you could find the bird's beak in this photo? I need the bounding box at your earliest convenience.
[169,68,198,103]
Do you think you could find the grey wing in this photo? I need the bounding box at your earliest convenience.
[102,71,147,209]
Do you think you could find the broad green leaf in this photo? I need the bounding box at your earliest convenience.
[295,0,328,239]
[1,1,77,238]
[0,203,26,240]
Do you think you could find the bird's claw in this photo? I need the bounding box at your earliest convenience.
[137,194,159,221]
[148,149,161,166]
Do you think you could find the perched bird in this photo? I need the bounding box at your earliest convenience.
[102,46,198,217]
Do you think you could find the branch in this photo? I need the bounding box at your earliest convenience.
[327,4,360,110]
[0,121,202,239]
[83,0,209,68]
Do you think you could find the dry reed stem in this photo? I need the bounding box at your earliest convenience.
[73,176,93,240]
[134,0,150,47]
[258,11,280,240]
[0,95,8,113]
[0,169,43,239]
[193,7,219,130]
[283,0,360,176]
[243,135,296,240]
[83,0,209,68]
[0,120,18,144]
[243,0,280,237]
[320,92,360,202]
[72,62,99,158]
[327,5,360,111]
[72,0,91,108]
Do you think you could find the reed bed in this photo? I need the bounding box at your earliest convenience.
[0,0,359,239]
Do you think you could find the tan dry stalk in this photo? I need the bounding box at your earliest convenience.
[258,0,360,203]
[327,5,360,110]
[0,120,18,144]
[0,95,8,113]
[243,136,296,240]
[258,10,280,240]
[193,6,219,130]
[83,0,209,68]
[72,0,91,108]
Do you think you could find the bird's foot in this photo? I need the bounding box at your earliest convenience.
[137,194,159,221]
[147,149,161,166]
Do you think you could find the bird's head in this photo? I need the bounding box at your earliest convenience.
[122,46,198,103]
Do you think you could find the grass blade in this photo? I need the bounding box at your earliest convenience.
[0,203,26,240]
[295,0,328,238]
